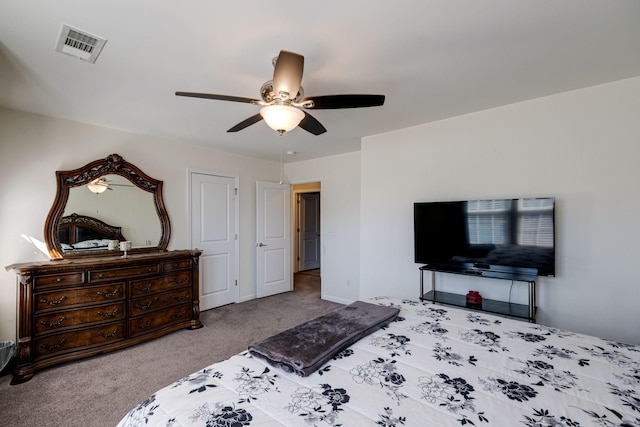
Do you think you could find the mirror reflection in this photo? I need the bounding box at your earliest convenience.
[44,153,170,259]
[60,174,161,252]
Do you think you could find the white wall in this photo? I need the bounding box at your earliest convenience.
[286,152,361,304]
[3,76,639,346]
[360,76,640,345]
[0,108,281,343]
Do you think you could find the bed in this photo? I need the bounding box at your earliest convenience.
[117,297,640,426]
[58,213,125,251]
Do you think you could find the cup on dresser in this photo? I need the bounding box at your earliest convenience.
[119,240,132,258]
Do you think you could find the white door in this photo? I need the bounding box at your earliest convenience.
[191,172,237,310]
[256,181,291,298]
[298,192,320,271]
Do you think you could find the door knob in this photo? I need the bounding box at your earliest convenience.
[257,243,267,247]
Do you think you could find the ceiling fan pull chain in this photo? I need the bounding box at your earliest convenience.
[279,139,285,185]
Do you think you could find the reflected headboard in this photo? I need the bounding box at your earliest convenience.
[58,213,126,246]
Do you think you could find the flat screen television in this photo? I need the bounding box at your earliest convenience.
[414,197,555,276]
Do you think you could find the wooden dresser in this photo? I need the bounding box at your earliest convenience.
[9,250,202,384]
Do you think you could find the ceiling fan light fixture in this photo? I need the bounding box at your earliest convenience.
[260,105,304,134]
[87,178,109,194]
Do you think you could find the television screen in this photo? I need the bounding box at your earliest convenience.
[414,198,555,276]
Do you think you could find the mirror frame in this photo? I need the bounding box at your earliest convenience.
[44,153,171,259]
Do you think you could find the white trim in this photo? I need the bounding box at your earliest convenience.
[238,294,256,303]
[321,295,353,305]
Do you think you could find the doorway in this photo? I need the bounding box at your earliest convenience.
[293,268,321,298]
[297,192,320,271]
[292,182,321,294]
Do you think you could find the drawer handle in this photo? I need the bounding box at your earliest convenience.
[96,289,119,298]
[98,273,105,279]
[134,301,153,310]
[97,328,120,339]
[169,277,189,286]
[135,320,152,330]
[173,294,187,301]
[97,308,119,318]
[172,309,188,319]
[41,338,66,351]
[56,277,63,283]
[40,316,66,328]
[135,283,152,293]
[147,267,154,272]
[40,295,67,306]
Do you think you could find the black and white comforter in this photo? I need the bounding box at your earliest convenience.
[117,297,640,426]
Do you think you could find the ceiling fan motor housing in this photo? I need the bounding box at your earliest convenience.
[260,80,305,104]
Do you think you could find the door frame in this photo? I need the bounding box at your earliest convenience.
[291,180,322,275]
[187,168,240,305]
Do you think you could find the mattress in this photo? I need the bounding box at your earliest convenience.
[117,297,640,426]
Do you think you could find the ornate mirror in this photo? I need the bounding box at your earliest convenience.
[44,153,170,259]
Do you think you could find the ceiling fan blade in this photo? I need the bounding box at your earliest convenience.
[175,91,259,104]
[272,50,304,101]
[227,113,264,132]
[298,111,327,135]
[302,94,385,109]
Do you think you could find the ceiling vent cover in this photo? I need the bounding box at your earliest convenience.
[55,24,107,64]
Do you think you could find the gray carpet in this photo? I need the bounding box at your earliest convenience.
[0,271,341,426]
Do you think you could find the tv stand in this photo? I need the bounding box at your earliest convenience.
[419,263,537,322]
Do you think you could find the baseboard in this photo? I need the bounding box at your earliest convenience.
[321,294,354,305]
[237,291,350,306]
[238,294,256,303]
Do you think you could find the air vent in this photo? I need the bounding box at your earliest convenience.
[55,24,107,64]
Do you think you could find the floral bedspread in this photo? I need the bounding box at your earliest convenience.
[117,297,640,426]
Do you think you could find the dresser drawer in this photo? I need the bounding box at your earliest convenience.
[89,264,160,282]
[33,272,85,289]
[33,321,125,359]
[163,259,192,272]
[34,302,126,335]
[129,303,191,337]
[129,288,192,316]
[129,272,191,296]
[34,283,125,312]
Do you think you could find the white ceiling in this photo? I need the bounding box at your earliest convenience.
[1,1,639,163]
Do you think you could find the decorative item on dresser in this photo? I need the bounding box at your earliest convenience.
[5,153,203,384]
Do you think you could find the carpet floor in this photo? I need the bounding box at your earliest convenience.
[0,272,341,426]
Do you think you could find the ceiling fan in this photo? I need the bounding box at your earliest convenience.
[176,50,385,135]
[87,178,133,194]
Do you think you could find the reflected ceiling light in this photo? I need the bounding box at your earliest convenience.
[87,178,109,194]
[259,104,304,135]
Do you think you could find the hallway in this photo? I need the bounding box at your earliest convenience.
[293,269,320,298]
